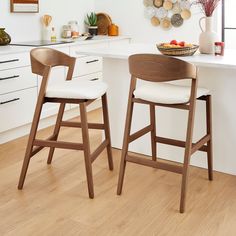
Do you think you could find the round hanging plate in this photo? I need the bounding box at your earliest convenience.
[143,0,154,7]
[156,7,168,18]
[151,16,160,26]
[172,3,181,14]
[163,1,173,10]
[161,17,172,30]
[144,6,156,19]
[153,0,163,8]
[181,9,191,20]
[179,0,191,10]
[171,13,184,27]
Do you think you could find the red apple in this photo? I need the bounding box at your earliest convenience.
[178,41,185,47]
[170,40,178,45]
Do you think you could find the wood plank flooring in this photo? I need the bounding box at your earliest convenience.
[1,108,236,236]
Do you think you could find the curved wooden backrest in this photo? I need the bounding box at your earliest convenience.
[30,47,76,76]
[129,54,197,82]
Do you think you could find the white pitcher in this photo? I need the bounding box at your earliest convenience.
[199,17,217,54]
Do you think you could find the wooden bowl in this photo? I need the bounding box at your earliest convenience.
[156,44,199,56]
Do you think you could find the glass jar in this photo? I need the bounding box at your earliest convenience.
[215,42,225,56]
[68,21,79,38]
[62,25,72,38]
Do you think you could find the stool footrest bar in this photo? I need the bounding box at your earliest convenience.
[156,136,209,153]
[61,121,105,130]
[91,139,109,163]
[129,125,153,143]
[126,154,183,174]
[34,139,84,150]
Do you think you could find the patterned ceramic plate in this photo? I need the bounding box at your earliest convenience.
[144,6,156,19]
[172,3,181,14]
[156,7,168,18]
[161,17,172,30]
[181,9,191,20]
[143,0,154,7]
[153,0,163,8]
[180,0,191,10]
[171,13,184,27]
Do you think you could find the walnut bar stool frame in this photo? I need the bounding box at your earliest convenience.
[117,54,213,213]
[18,48,113,198]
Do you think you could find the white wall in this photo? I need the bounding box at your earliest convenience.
[1,0,95,42]
[95,0,220,44]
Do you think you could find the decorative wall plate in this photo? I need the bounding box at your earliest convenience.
[143,0,192,30]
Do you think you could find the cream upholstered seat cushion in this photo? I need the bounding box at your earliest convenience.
[45,80,107,99]
[133,82,210,104]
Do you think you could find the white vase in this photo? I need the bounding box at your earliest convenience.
[199,17,217,54]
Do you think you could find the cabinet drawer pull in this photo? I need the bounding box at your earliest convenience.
[0,98,20,105]
[0,59,19,64]
[86,59,99,64]
[0,75,20,81]
[90,78,99,81]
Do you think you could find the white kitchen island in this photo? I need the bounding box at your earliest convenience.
[76,44,236,176]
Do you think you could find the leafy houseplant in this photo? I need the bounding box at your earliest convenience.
[85,12,98,35]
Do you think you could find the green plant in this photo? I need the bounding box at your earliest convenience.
[85,12,97,27]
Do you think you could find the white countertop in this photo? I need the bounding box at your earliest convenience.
[0,36,131,56]
[75,43,236,69]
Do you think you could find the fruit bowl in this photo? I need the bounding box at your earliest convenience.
[157,41,199,56]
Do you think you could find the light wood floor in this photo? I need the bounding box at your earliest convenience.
[1,108,236,236]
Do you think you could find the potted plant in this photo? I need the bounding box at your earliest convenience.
[85,12,98,35]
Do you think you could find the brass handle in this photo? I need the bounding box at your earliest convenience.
[0,98,20,105]
[0,75,20,81]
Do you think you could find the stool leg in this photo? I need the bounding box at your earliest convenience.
[206,95,213,181]
[101,94,114,171]
[150,104,157,161]
[117,97,135,195]
[180,81,197,213]
[47,103,66,164]
[80,103,94,199]
[18,99,44,189]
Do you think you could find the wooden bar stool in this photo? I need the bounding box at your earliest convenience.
[117,54,213,213]
[18,48,113,198]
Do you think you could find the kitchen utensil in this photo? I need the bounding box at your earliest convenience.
[42,15,52,27]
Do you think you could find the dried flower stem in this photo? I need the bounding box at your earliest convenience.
[194,0,221,17]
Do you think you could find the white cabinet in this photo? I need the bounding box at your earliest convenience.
[0,52,37,133]
[0,88,37,132]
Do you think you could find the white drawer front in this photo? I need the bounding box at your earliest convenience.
[0,87,37,132]
[0,52,30,70]
[73,56,102,78]
[0,67,37,95]
[73,72,102,82]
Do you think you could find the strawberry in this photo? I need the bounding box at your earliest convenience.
[170,40,178,45]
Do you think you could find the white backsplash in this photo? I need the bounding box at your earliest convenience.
[1,0,95,42]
